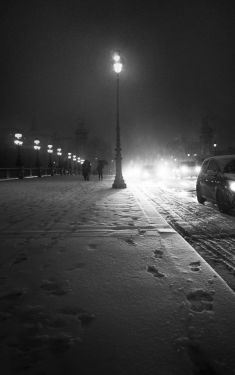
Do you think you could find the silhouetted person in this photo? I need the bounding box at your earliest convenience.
[82,160,91,181]
[97,161,104,180]
[97,160,108,181]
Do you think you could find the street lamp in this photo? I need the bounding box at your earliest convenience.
[34,138,41,177]
[68,152,72,175]
[72,154,77,174]
[47,144,53,176]
[213,143,217,155]
[77,156,82,175]
[57,148,62,174]
[112,52,126,189]
[14,132,24,178]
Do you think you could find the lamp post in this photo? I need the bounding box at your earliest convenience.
[34,138,41,177]
[47,145,53,176]
[112,52,126,189]
[14,132,24,178]
[68,152,72,175]
[73,154,77,174]
[77,156,81,175]
[57,148,62,175]
[213,143,217,156]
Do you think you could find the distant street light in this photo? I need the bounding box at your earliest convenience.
[57,148,62,174]
[14,132,24,178]
[72,154,77,174]
[34,138,41,177]
[112,52,126,189]
[47,144,53,176]
[14,133,23,164]
[77,156,81,175]
[68,152,72,175]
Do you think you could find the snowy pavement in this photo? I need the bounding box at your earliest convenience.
[136,178,235,291]
[0,176,235,374]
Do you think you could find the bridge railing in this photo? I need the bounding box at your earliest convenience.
[0,167,54,180]
[0,167,113,180]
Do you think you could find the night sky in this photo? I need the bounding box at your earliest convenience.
[1,0,234,154]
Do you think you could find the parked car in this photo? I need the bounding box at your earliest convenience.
[196,155,235,213]
[175,160,201,178]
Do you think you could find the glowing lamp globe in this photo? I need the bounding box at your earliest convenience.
[113,62,123,74]
[15,133,22,140]
[113,53,120,62]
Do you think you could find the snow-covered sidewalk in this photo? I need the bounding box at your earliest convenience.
[0,176,234,374]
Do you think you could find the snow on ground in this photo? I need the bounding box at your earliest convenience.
[132,177,235,291]
[0,175,235,374]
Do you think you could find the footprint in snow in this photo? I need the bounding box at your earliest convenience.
[14,305,67,330]
[124,238,136,246]
[128,222,135,227]
[40,279,71,296]
[154,249,163,258]
[60,307,95,327]
[147,265,165,278]
[77,311,96,327]
[189,261,201,272]
[138,229,146,235]
[9,333,81,369]
[186,289,214,312]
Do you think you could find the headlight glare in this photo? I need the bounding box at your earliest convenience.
[228,181,235,192]
[181,166,188,174]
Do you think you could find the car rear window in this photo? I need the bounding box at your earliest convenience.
[223,159,235,173]
[207,160,219,172]
[180,161,196,167]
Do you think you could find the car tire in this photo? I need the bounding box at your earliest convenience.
[216,189,231,213]
[196,184,206,204]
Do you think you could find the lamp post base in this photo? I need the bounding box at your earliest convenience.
[18,167,24,179]
[112,175,126,189]
[37,168,41,178]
